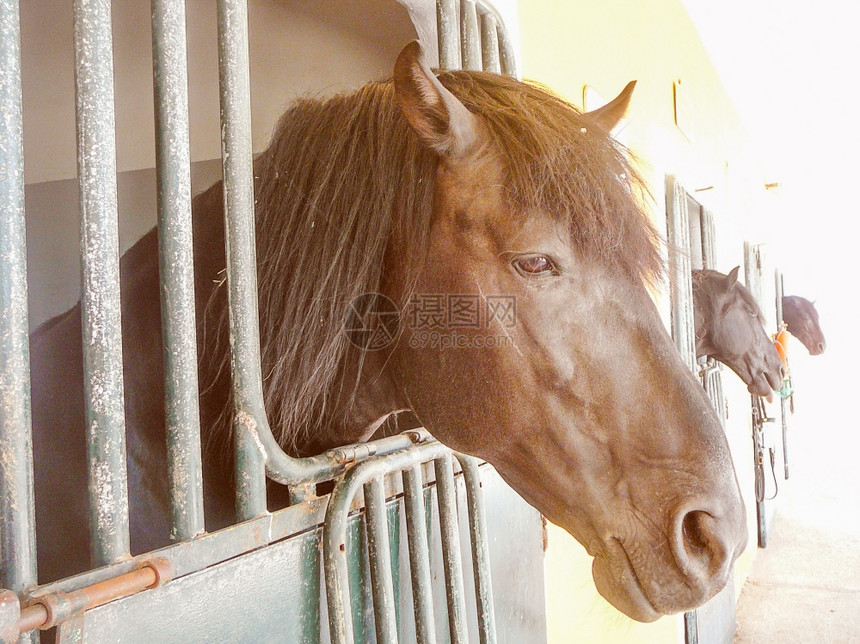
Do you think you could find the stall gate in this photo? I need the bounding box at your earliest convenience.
[665,176,734,644]
[0,1,546,642]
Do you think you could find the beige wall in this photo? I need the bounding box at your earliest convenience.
[516,1,775,641]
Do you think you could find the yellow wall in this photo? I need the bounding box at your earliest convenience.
[515,1,771,642]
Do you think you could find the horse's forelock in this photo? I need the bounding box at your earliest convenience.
[437,71,664,288]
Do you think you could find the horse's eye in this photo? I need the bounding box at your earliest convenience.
[513,255,556,277]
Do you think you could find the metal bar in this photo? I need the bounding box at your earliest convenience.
[456,455,496,644]
[402,466,436,644]
[364,477,398,644]
[666,176,697,373]
[212,0,368,492]
[491,10,517,77]
[324,441,449,644]
[0,0,37,600]
[436,0,459,70]
[216,0,268,520]
[775,270,789,479]
[434,453,468,644]
[151,0,205,542]
[16,558,172,636]
[73,0,130,567]
[459,0,481,71]
[479,12,500,74]
[29,493,327,602]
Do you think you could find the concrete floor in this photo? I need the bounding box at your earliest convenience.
[733,360,860,643]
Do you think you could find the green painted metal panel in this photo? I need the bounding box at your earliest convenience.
[60,466,545,643]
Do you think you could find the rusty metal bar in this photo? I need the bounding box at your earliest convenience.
[0,0,37,603]
[364,477,398,644]
[434,453,468,644]
[73,0,131,567]
[456,455,497,644]
[151,0,206,542]
[16,558,172,636]
[479,12,500,74]
[459,0,481,71]
[436,0,459,70]
[402,465,436,644]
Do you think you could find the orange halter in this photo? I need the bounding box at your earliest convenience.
[773,326,790,369]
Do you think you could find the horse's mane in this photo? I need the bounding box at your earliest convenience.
[200,70,662,455]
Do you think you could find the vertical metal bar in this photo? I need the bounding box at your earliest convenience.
[402,466,436,644]
[216,0,267,520]
[325,477,362,644]
[666,176,697,373]
[459,0,481,71]
[364,477,398,644]
[494,19,517,77]
[699,208,725,428]
[479,13,500,74]
[775,270,789,479]
[151,0,205,542]
[73,0,130,567]
[456,456,496,644]
[436,0,459,71]
[434,453,467,644]
[0,0,37,604]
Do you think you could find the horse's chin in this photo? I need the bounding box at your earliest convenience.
[746,371,778,402]
[592,550,662,622]
[747,380,774,403]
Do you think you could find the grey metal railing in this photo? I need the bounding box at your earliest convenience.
[152,0,206,544]
[323,443,496,644]
[0,0,37,607]
[437,0,518,78]
[74,0,131,570]
[0,0,517,640]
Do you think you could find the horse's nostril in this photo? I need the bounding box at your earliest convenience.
[682,511,712,561]
[674,509,732,584]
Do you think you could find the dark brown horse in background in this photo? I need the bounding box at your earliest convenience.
[29,42,746,621]
[782,295,826,355]
[692,267,785,400]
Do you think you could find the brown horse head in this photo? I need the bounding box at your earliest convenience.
[782,295,826,355]
[385,43,745,620]
[693,267,785,400]
[241,42,747,622]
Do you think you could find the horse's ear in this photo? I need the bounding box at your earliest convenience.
[393,41,483,158]
[584,81,636,132]
[724,266,740,289]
